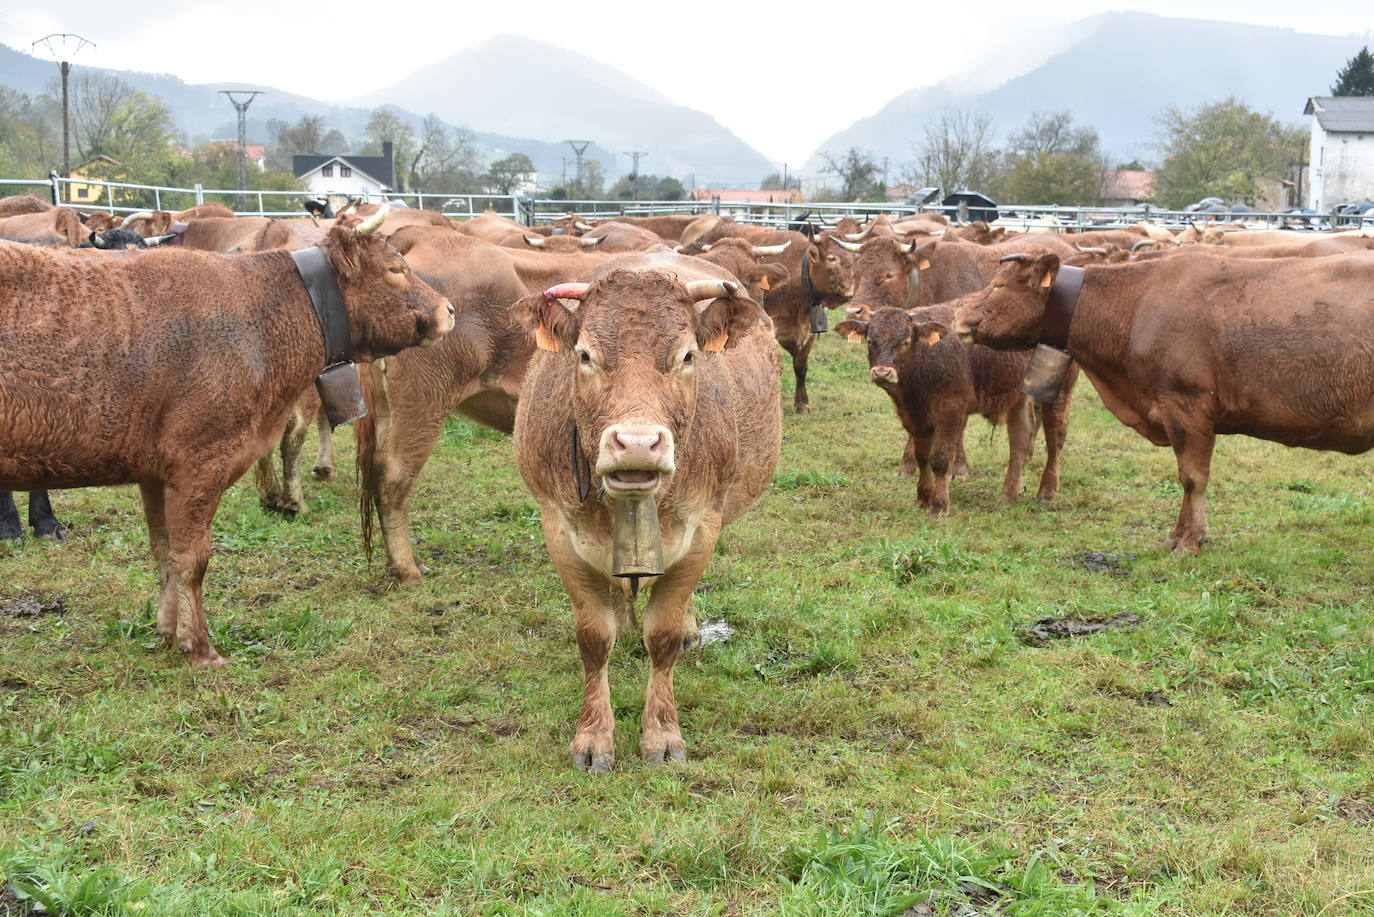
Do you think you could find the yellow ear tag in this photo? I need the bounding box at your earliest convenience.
[702,330,729,352]
[758,274,771,292]
[922,330,943,346]
[842,329,866,344]
[1040,273,1054,289]
[918,258,931,270]
[535,324,560,352]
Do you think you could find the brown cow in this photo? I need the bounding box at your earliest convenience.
[952,249,1374,553]
[81,211,123,233]
[121,211,173,238]
[0,213,454,665]
[693,238,791,304]
[0,194,53,217]
[178,217,296,254]
[173,203,236,221]
[836,303,1075,515]
[511,255,780,770]
[0,208,86,247]
[595,213,702,241]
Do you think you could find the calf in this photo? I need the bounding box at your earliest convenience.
[837,304,1075,516]
[512,255,780,770]
[953,249,1374,553]
[0,213,453,665]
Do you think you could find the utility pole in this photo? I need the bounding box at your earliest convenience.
[782,163,788,193]
[564,139,590,196]
[623,151,648,201]
[32,34,95,183]
[219,90,263,211]
[560,157,568,191]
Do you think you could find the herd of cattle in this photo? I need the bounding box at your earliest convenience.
[3,190,1373,770]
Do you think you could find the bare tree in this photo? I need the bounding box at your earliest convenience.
[911,108,999,194]
[821,147,881,201]
[65,73,174,163]
[266,115,345,171]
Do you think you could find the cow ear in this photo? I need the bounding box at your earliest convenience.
[911,240,936,271]
[844,303,874,321]
[834,320,868,344]
[761,264,790,290]
[914,321,949,346]
[511,292,580,352]
[697,293,763,352]
[1033,253,1061,290]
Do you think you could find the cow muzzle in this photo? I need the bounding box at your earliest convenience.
[422,300,456,346]
[952,315,976,346]
[870,365,899,386]
[597,423,675,496]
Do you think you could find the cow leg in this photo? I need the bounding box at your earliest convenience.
[138,482,179,640]
[1168,427,1215,555]
[899,435,918,476]
[162,482,226,667]
[27,491,66,540]
[953,437,971,478]
[312,407,336,479]
[276,412,310,517]
[0,491,22,544]
[1000,398,1036,502]
[373,416,446,585]
[913,434,935,508]
[640,532,714,765]
[789,335,816,414]
[927,416,968,519]
[1036,386,1074,503]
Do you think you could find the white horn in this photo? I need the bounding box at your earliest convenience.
[580,236,603,246]
[672,244,686,253]
[523,235,547,247]
[1075,244,1107,254]
[1131,239,1155,252]
[685,279,738,302]
[575,222,595,231]
[835,239,863,253]
[124,211,153,223]
[821,217,843,226]
[752,241,790,256]
[896,241,914,254]
[355,202,390,236]
[144,234,176,246]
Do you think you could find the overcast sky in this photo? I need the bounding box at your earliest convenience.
[1,1,1370,164]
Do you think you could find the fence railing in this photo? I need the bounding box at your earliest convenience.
[6,174,1369,232]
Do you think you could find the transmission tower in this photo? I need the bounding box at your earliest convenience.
[564,139,591,194]
[219,90,263,210]
[32,34,95,181]
[623,151,649,201]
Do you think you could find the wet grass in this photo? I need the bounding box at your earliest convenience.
[2,327,1374,914]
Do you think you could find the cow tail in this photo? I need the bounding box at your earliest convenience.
[355,359,388,563]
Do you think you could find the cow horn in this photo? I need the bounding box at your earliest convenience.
[685,279,738,302]
[580,236,603,246]
[543,283,590,305]
[1131,239,1155,252]
[843,229,871,242]
[752,242,790,256]
[835,239,863,253]
[523,235,547,247]
[896,241,914,254]
[144,234,176,246]
[575,222,595,231]
[355,202,390,236]
[1075,244,1107,254]
[821,217,843,226]
[672,244,686,253]
[998,254,1033,263]
[89,230,109,249]
[124,211,153,223]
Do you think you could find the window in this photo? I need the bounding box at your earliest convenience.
[322,164,333,177]
[340,165,352,178]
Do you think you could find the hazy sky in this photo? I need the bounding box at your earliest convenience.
[2,1,1370,164]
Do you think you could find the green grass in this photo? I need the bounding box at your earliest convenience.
[2,325,1374,915]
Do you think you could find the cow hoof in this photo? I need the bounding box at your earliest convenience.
[188,648,227,669]
[0,530,23,546]
[927,505,949,520]
[1035,492,1056,505]
[681,629,701,653]
[312,465,335,480]
[795,403,812,415]
[570,748,614,774]
[897,466,915,478]
[34,523,68,542]
[642,744,686,765]
[1170,540,1204,556]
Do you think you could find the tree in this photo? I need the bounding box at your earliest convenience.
[997,111,1105,205]
[363,109,416,184]
[760,171,798,192]
[606,173,685,201]
[820,147,880,201]
[1332,46,1374,96]
[266,115,345,171]
[62,73,175,168]
[911,108,999,195]
[1153,98,1303,208]
[486,153,535,194]
[574,159,604,198]
[0,86,60,176]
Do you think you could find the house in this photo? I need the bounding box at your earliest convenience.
[1304,96,1374,211]
[689,188,802,204]
[293,142,396,198]
[66,154,124,206]
[1099,169,1156,206]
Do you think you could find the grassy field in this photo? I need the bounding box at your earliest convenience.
[2,328,1373,916]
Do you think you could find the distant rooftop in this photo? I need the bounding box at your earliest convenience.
[1304,96,1374,132]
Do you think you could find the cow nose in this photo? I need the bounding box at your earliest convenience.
[608,425,668,465]
[870,365,899,385]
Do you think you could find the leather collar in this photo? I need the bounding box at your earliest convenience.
[1040,265,1085,351]
[291,246,352,367]
[570,420,592,503]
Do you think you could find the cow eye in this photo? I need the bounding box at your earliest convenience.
[682,351,694,366]
[579,350,592,365]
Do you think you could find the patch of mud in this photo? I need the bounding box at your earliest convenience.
[1338,793,1374,826]
[1072,551,1136,577]
[902,880,1011,916]
[1,592,67,618]
[1,677,29,690]
[1140,690,1173,708]
[1016,612,1141,647]
[697,619,735,646]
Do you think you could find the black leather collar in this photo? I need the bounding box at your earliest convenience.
[1040,265,1085,351]
[291,246,352,366]
[802,249,828,333]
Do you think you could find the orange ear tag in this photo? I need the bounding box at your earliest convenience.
[922,330,943,346]
[535,324,560,352]
[918,258,931,270]
[1040,273,1054,289]
[758,274,772,292]
[702,330,729,352]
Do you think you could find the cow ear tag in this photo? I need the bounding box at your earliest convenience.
[1040,272,1055,289]
[918,258,931,270]
[536,324,560,352]
[922,329,943,346]
[702,330,729,352]
[758,274,772,292]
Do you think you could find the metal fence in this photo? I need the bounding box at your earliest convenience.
[5,174,1369,232]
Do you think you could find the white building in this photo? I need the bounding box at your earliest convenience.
[1304,96,1374,212]
[292,141,396,200]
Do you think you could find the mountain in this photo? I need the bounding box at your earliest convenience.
[803,13,1373,174]
[0,37,771,186]
[347,35,776,184]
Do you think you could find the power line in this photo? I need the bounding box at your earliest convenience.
[31,33,95,180]
[564,140,591,193]
[623,151,648,200]
[219,90,263,211]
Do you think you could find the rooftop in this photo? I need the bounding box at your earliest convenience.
[1304,96,1374,132]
